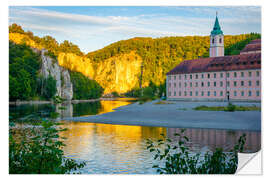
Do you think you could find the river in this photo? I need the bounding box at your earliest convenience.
[9,98,261,174]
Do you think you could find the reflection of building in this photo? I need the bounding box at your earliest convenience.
[166,14,261,101]
[167,128,261,153]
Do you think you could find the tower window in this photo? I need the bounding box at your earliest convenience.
[212,38,215,44]
[219,38,222,43]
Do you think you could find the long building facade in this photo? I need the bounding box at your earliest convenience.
[166,15,261,102]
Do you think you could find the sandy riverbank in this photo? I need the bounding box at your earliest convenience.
[63,100,261,131]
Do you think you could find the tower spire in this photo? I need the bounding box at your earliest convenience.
[211,12,223,36]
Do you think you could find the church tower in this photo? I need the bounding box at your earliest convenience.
[209,13,224,57]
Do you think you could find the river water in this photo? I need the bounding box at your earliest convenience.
[9,98,261,174]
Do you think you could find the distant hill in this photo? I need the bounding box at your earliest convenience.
[9,23,261,94]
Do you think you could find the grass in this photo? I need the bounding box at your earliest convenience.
[154,101,174,105]
[193,104,260,112]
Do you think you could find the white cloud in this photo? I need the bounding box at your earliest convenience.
[8,6,261,52]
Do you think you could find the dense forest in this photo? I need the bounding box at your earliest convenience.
[9,23,261,97]
[9,42,58,101]
[70,71,104,100]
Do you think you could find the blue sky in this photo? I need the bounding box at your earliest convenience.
[9,6,261,53]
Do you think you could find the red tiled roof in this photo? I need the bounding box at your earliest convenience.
[250,39,261,44]
[240,43,261,53]
[166,53,261,75]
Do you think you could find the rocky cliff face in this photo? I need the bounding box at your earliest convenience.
[40,49,73,100]
[58,51,143,94]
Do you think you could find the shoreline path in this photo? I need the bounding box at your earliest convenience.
[63,101,261,131]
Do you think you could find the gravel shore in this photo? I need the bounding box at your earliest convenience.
[63,100,261,131]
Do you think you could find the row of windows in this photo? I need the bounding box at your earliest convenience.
[168,80,260,88]
[168,90,260,97]
[168,71,260,80]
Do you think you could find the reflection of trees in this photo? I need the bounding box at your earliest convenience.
[72,101,101,117]
[167,128,261,153]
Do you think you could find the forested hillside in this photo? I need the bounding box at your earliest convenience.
[9,23,261,95]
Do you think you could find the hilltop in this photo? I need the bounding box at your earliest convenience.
[9,23,261,94]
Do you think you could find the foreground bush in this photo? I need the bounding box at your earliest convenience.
[9,120,85,174]
[193,103,260,112]
[146,129,246,174]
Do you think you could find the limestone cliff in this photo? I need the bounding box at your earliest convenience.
[58,51,143,94]
[40,49,73,100]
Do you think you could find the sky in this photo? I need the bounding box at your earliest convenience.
[9,6,261,53]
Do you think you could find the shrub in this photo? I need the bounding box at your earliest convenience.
[146,129,246,174]
[225,103,236,112]
[9,120,86,174]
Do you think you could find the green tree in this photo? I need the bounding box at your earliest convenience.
[9,120,86,174]
[70,71,103,100]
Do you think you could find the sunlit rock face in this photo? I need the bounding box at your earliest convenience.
[40,49,73,100]
[9,33,158,94]
[58,51,143,94]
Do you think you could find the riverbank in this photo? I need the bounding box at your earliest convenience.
[64,100,261,131]
[9,98,122,106]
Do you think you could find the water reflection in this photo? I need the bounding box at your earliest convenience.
[9,98,135,120]
[58,122,261,174]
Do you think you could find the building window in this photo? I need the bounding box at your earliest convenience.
[185,83,187,87]
[220,91,223,96]
[256,71,260,77]
[169,83,171,87]
[214,73,216,78]
[234,81,237,87]
[256,91,260,97]
[169,76,171,80]
[201,91,204,96]
[179,75,181,79]
[195,82,198,87]
[220,81,223,87]
[207,91,210,96]
[234,72,237,77]
[201,74,204,78]
[249,72,252,77]
[201,82,204,87]
[174,76,176,80]
[174,91,176,96]
[241,81,244,86]
[219,38,222,43]
[174,83,176,88]
[184,91,187,96]
[227,81,230,87]
[195,91,198,96]
[169,92,171,96]
[248,91,252,96]
[208,82,210,87]
[248,81,252,86]
[226,73,230,78]
[185,75,187,79]
[179,91,181,96]
[241,91,244,96]
[241,72,244,77]
[234,91,237,96]
[190,91,192,96]
[190,74,192,79]
[256,80,260,86]
[190,82,192,87]
[212,38,215,44]
[196,74,198,79]
[179,82,181,87]
[208,74,210,78]
[214,91,217,96]
[214,82,216,87]
[220,73,223,78]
